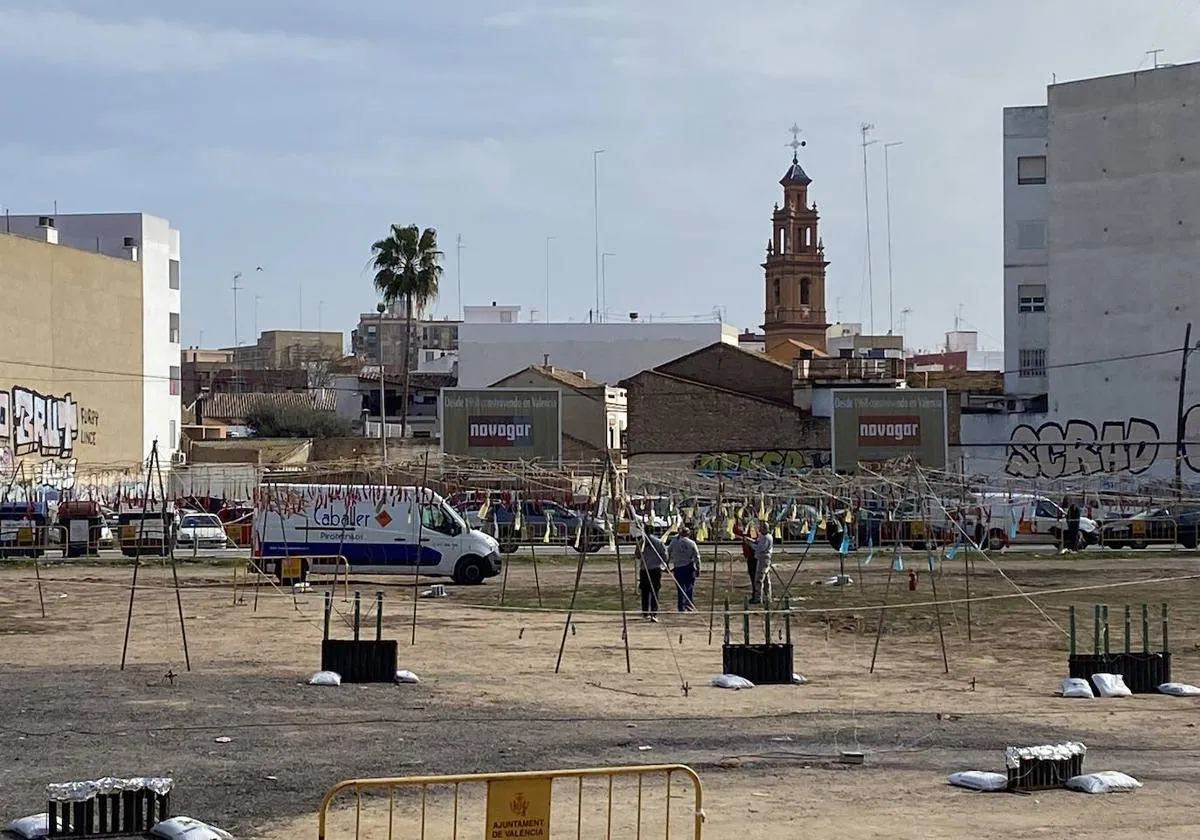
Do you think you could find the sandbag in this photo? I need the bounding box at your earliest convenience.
[947,771,1008,792]
[1066,771,1142,794]
[395,670,421,684]
[1091,673,1131,697]
[308,670,341,686]
[6,813,58,840]
[149,817,234,840]
[1158,682,1200,696]
[710,674,755,690]
[1060,677,1094,698]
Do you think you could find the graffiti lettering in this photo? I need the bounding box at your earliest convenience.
[695,450,831,476]
[11,387,79,458]
[34,458,77,491]
[78,406,100,446]
[1005,410,1200,479]
[0,391,9,441]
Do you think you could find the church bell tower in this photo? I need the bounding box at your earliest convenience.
[762,125,830,362]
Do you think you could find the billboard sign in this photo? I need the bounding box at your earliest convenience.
[830,389,948,473]
[440,388,562,462]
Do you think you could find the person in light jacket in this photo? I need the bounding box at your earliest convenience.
[636,531,668,621]
[748,524,774,604]
[668,526,701,612]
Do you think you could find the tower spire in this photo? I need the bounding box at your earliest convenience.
[787,123,805,163]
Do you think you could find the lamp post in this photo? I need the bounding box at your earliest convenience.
[376,302,387,464]
[231,272,242,393]
[592,149,605,323]
[883,140,904,335]
[601,252,615,323]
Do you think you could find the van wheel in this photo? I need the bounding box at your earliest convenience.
[453,555,488,585]
[986,530,1006,551]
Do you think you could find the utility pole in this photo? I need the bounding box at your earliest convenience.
[593,149,605,324]
[545,235,556,323]
[883,140,903,336]
[376,302,387,464]
[1175,321,1194,500]
[860,123,878,335]
[456,234,465,320]
[253,294,261,339]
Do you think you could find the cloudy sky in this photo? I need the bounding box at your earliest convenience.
[1,1,1197,351]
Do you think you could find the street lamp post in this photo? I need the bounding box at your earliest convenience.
[376,302,387,465]
[601,252,615,323]
[592,149,605,323]
[883,140,904,335]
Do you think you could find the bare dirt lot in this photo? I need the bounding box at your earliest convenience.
[3,548,1200,838]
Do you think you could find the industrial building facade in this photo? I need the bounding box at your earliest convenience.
[0,231,141,492]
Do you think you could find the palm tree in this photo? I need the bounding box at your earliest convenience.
[370,224,443,439]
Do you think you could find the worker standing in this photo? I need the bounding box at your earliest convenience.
[668,526,701,612]
[747,522,774,604]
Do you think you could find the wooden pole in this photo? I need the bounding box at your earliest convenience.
[1068,605,1076,657]
[120,440,158,671]
[412,454,430,646]
[963,551,973,642]
[606,455,632,674]
[1142,603,1150,653]
[707,470,724,645]
[869,561,895,674]
[554,464,604,673]
[353,591,361,641]
[376,591,383,642]
[153,443,191,670]
[927,552,950,674]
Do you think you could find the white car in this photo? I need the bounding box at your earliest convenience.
[175,512,229,551]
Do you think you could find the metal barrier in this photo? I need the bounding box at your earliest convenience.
[251,554,350,601]
[1098,517,1178,549]
[317,764,704,840]
[0,523,67,559]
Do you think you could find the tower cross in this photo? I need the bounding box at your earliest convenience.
[787,123,806,161]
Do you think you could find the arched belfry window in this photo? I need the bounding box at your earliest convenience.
[800,277,811,305]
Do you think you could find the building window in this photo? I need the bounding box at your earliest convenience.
[168,312,180,343]
[1016,220,1047,250]
[772,278,780,306]
[1017,284,1046,313]
[1017,155,1047,185]
[800,277,811,306]
[169,420,177,445]
[169,259,180,290]
[169,365,181,396]
[1019,348,1046,378]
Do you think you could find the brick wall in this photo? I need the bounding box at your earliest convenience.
[654,343,793,406]
[624,371,827,455]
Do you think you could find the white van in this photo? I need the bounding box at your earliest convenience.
[968,493,1098,550]
[254,483,502,584]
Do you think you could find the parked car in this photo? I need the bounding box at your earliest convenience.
[480,498,609,554]
[1102,507,1200,549]
[175,511,230,551]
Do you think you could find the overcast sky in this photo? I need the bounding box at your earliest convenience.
[1,1,1198,351]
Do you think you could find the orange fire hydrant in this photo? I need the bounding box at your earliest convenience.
[908,569,918,591]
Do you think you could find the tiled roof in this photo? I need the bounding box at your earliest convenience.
[202,391,336,422]
[357,367,456,390]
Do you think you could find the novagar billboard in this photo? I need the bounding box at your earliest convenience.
[830,389,948,473]
[440,388,562,462]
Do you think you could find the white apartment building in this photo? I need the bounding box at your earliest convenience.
[974,61,1200,483]
[3,212,182,460]
[457,320,740,388]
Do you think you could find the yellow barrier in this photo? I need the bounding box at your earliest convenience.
[252,554,350,601]
[317,764,704,840]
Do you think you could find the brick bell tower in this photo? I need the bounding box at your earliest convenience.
[762,125,830,363]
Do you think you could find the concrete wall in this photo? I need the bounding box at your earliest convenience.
[0,232,145,494]
[1002,106,1049,395]
[4,213,181,459]
[457,322,738,387]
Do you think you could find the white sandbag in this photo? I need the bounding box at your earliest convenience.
[1066,771,1142,794]
[947,771,1009,792]
[308,670,341,686]
[1060,677,1094,698]
[395,669,421,684]
[150,816,234,840]
[710,674,755,690]
[791,673,808,685]
[6,813,59,840]
[1091,673,1132,698]
[1158,682,1200,696]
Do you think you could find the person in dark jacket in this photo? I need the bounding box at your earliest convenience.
[1065,498,1081,552]
[636,531,668,621]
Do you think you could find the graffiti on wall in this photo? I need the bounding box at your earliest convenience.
[695,450,832,476]
[10,387,79,457]
[1004,406,1200,479]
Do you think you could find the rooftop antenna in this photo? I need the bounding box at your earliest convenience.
[883,140,903,336]
[1147,48,1164,69]
[860,123,878,335]
[900,307,913,339]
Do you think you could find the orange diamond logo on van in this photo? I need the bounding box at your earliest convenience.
[375,510,393,529]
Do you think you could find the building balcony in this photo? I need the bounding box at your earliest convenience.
[794,356,906,383]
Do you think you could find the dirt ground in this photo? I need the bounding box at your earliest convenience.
[2,549,1200,839]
